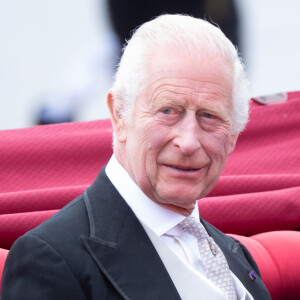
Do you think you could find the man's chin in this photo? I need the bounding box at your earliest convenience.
[154,189,200,212]
[154,200,196,216]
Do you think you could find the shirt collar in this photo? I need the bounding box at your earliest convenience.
[105,155,199,236]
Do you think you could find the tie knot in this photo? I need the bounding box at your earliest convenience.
[178,217,208,240]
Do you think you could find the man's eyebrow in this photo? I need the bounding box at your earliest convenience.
[152,98,184,109]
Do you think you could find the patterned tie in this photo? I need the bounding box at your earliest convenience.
[178,217,237,300]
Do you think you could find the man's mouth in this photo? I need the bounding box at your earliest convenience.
[163,164,202,174]
[172,165,199,171]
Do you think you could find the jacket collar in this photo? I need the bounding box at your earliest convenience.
[81,167,181,300]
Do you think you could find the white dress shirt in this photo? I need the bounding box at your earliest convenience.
[106,155,253,300]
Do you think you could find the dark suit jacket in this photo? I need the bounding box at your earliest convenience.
[1,168,271,299]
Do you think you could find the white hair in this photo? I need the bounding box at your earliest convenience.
[111,14,250,135]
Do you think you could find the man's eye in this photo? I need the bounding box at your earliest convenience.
[161,108,172,114]
[203,112,214,119]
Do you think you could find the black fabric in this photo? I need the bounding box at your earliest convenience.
[1,167,270,299]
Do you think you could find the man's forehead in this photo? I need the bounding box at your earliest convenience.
[146,73,233,109]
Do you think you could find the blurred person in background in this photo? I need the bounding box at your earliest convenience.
[108,0,240,59]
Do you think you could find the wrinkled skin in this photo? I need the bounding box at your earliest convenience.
[108,51,238,216]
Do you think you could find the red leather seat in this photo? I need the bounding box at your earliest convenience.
[0,248,8,294]
[231,231,300,300]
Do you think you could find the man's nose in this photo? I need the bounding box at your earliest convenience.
[173,117,201,156]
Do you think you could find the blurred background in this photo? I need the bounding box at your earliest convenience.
[1,0,300,130]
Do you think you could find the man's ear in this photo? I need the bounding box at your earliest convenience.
[107,91,127,143]
[228,134,238,155]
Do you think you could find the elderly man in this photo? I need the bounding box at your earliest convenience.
[1,15,270,299]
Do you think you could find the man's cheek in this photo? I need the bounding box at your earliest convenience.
[145,130,168,149]
[204,133,229,155]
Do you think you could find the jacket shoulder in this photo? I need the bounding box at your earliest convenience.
[28,194,89,244]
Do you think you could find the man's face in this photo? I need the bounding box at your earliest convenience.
[115,51,237,213]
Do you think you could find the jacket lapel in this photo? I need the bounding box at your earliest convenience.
[81,168,180,300]
[201,219,271,300]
